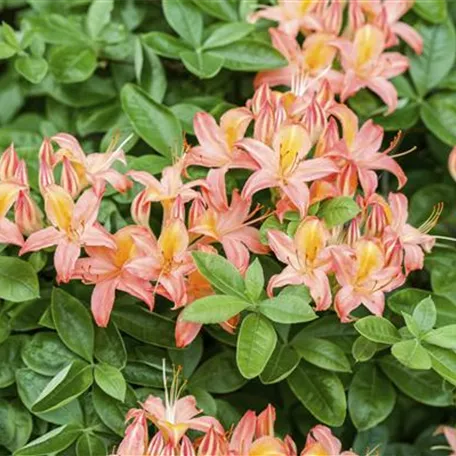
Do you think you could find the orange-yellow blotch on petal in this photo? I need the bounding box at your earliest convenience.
[43,184,75,232]
[0,182,22,218]
[353,25,385,71]
[354,239,384,284]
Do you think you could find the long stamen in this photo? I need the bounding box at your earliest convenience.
[162,359,170,416]
[433,235,456,242]
[419,202,443,233]
[390,146,417,159]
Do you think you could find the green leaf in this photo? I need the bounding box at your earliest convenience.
[86,0,114,39]
[128,154,171,174]
[190,351,248,393]
[21,332,79,376]
[163,0,203,47]
[140,45,167,103]
[422,93,456,144]
[76,102,121,136]
[169,336,203,378]
[192,0,238,21]
[141,31,191,59]
[49,45,97,84]
[373,102,420,132]
[245,258,264,302]
[181,295,250,324]
[349,364,396,431]
[259,290,316,324]
[0,399,33,452]
[422,325,456,350]
[0,336,26,388]
[402,312,422,338]
[94,323,127,369]
[414,0,447,24]
[32,361,93,413]
[0,257,39,302]
[94,363,126,402]
[352,336,378,363]
[75,433,106,456]
[123,360,165,387]
[425,344,456,386]
[51,288,94,362]
[412,296,436,333]
[204,22,254,49]
[354,316,401,344]
[379,355,453,406]
[14,55,48,84]
[92,386,128,436]
[180,50,224,78]
[260,342,300,384]
[409,20,456,96]
[13,424,80,456]
[318,196,361,228]
[208,39,287,71]
[121,83,183,158]
[2,22,19,50]
[236,313,277,379]
[293,337,351,373]
[192,251,246,299]
[288,362,346,427]
[170,103,203,134]
[111,302,176,348]
[0,42,16,59]
[28,14,88,45]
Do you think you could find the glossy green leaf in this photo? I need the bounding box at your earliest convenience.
[94,323,127,369]
[349,364,396,431]
[260,342,300,384]
[192,251,246,299]
[192,0,238,21]
[421,93,456,146]
[14,56,48,84]
[121,83,183,158]
[32,361,93,413]
[352,336,378,362]
[163,0,203,47]
[92,386,128,436]
[141,31,191,59]
[413,297,437,333]
[236,313,277,379]
[180,50,224,78]
[354,316,401,344]
[204,22,254,48]
[170,103,203,134]
[259,291,316,324]
[182,295,250,324]
[94,364,126,402]
[51,288,94,362]
[128,154,171,175]
[293,337,351,373]
[245,258,264,302]
[422,325,456,350]
[288,362,346,426]
[425,344,456,386]
[86,0,114,39]
[0,257,39,302]
[0,399,32,452]
[414,0,447,24]
[0,42,16,59]
[318,197,361,228]
[49,45,97,84]
[75,433,106,456]
[28,14,88,45]
[0,335,26,388]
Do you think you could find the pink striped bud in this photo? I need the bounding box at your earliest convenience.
[0,144,19,181]
[15,191,43,236]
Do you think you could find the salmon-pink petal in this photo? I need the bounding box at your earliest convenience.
[237,138,276,170]
[52,133,86,163]
[392,22,423,54]
[81,224,116,249]
[369,154,407,189]
[198,427,224,456]
[125,256,161,281]
[91,278,118,327]
[19,226,61,254]
[334,285,360,322]
[231,227,269,255]
[159,273,188,308]
[55,240,80,283]
[174,396,200,422]
[254,67,295,90]
[242,170,276,200]
[307,425,342,455]
[116,415,147,456]
[269,28,300,62]
[353,120,383,157]
[357,168,378,196]
[256,405,276,438]
[128,170,162,189]
[403,244,425,275]
[193,112,229,159]
[118,273,155,310]
[388,192,408,230]
[14,191,43,236]
[366,77,398,114]
[147,431,165,456]
[205,167,229,211]
[60,157,81,199]
[97,169,132,193]
[187,416,224,435]
[0,217,25,247]
[175,313,202,348]
[180,435,196,456]
[267,230,296,265]
[304,269,332,311]
[267,265,304,296]
[0,144,19,181]
[248,6,284,25]
[229,410,256,454]
[220,107,253,143]
[73,188,101,227]
[281,178,310,217]
[294,157,339,182]
[361,290,385,317]
[221,237,250,275]
[72,256,116,281]
[143,396,166,420]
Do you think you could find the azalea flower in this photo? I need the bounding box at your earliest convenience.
[331,24,409,113]
[185,108,256,170]
[301,425,358,456]
[114,409,148,456]
[189,168,268,274]
[332,238,405,322]
[129,160,202,227]
[238,123,338,217]
[20,185,114,283]
[72,225,155,327]
[267,217,333,310]
[0,181,25,246]
[48,133,132,197]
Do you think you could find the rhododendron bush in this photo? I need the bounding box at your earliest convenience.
[1,0,456,455]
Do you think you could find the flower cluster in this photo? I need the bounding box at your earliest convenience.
[111,365,357,456]
[249,0,422,113]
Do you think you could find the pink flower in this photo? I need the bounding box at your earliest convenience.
[115,409,148,456]
[189,168,268,274]
[332,238,405,322]
[0,182,25,246]
[331,24,409,113]
[267,217,333,311]
[238,123,338,217]
[49,133,132,197]
[20,185,114,283]
[301,425,358,456]
[185,108,256,170]
[383,192,437,275]
[72,225,155,327]
[437,426,456,456]
[129,161,202,227]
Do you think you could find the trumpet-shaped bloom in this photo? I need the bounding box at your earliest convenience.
[125,213,194,307]
[49,133,132,197]
[332,24,409,113]
[115,410,148,456]
[267,217,333,310]
[300,425,358,456]
[332,238,404,322]
[189,168,268,274]
[129,161,202,227]
[239,124,338,217]
[185,108,256,170]
[20,185,114,283]
[255,29,338,93]
[383,193,436,274]
[327,119,407,197]
[72,225,155,327]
